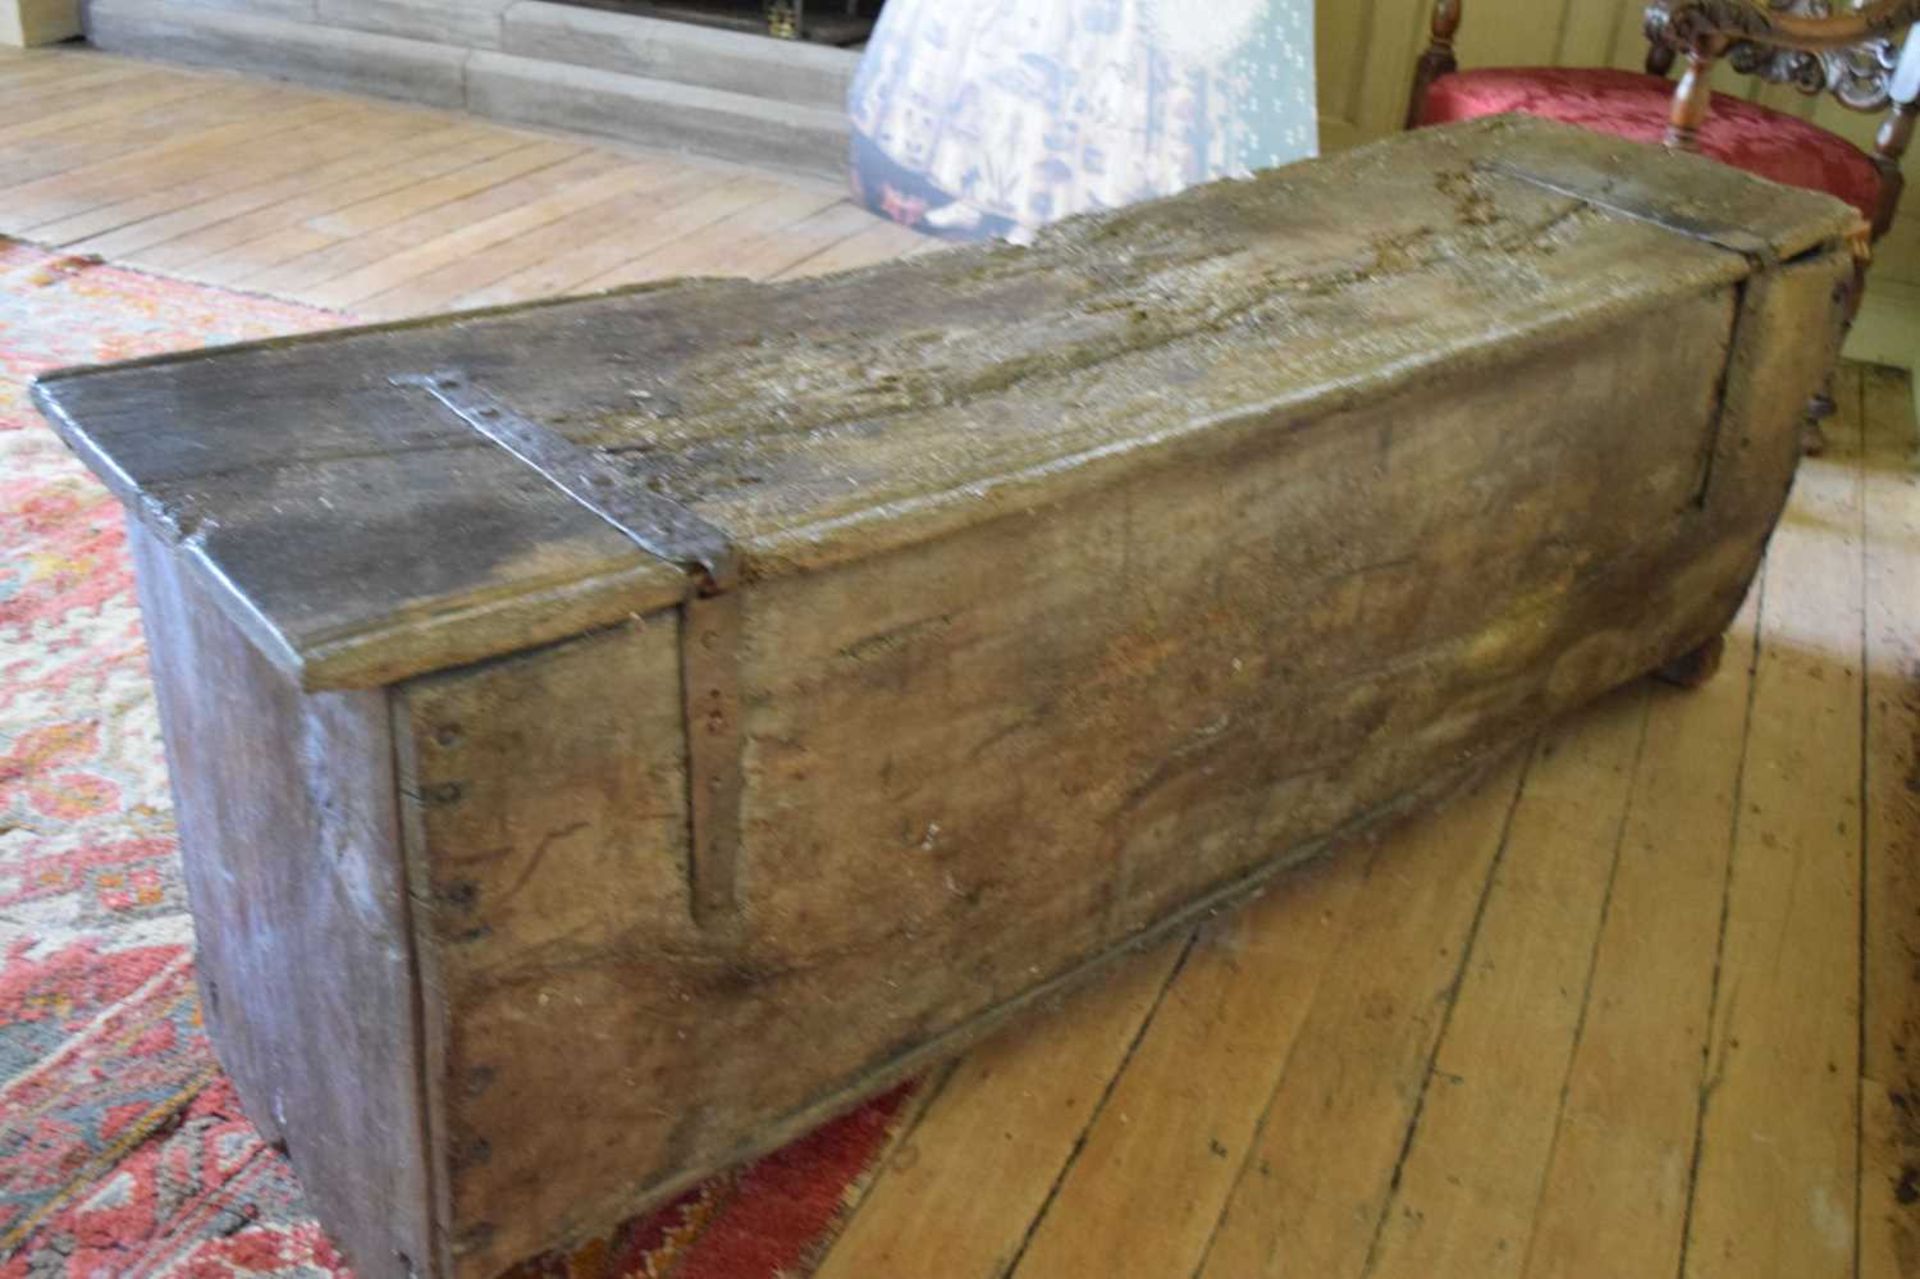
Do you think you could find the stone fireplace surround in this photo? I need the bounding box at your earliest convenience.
[80,0,857,178]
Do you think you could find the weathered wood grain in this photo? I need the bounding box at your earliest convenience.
[36,115,1864,1278]
[127,523,433,1278]
[394,614,694,1272]
[35,116,1857,691]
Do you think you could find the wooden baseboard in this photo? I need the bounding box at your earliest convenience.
[1,0,81,45]
[1846,279,1920,428]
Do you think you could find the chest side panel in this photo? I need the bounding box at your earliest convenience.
[381,262,1855,1276]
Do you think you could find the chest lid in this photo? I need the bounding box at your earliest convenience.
[33,115,1857,691]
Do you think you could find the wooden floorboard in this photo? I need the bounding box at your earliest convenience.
[43,106,421,251]
[0,82,299,193]
[1366,688,1652,1279]
[1521,582,1766,1279]
[446,163,749,308]
[1682,367,1868,1279]
[119,121,498,273]
[813,938,1191,1279]
[237,140,606,299]
[1006,851,1372,1279]
[1859,364,1920,1279]
[1190,758,1529,1279]
[3,44,1916,1279]
[0,46,864,318]
[310,155,664,311]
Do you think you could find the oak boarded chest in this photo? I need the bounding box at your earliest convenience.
[33,116,1859,1278]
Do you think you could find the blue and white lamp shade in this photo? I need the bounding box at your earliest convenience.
[847,0,1318,243]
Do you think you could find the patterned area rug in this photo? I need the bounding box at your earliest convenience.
[0,241,912,1278]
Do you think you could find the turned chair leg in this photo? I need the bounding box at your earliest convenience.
[1655,634,1726,689]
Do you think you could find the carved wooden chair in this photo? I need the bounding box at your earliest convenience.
[1407,0,1920,450]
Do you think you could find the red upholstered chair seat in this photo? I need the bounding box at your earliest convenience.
[1419,66,1883,221]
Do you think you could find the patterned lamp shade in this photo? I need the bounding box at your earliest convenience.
[847,0,1318,242]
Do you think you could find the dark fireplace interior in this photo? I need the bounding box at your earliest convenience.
[562,0,885,45]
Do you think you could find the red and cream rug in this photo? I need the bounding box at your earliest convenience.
[0,241,912,1278]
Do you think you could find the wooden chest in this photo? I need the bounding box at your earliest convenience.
[34,117,1856,1278]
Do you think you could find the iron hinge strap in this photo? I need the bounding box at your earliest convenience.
[394,369,745,930]
[391,369,739,593]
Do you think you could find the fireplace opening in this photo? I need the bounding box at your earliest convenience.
[559,0,885,45]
